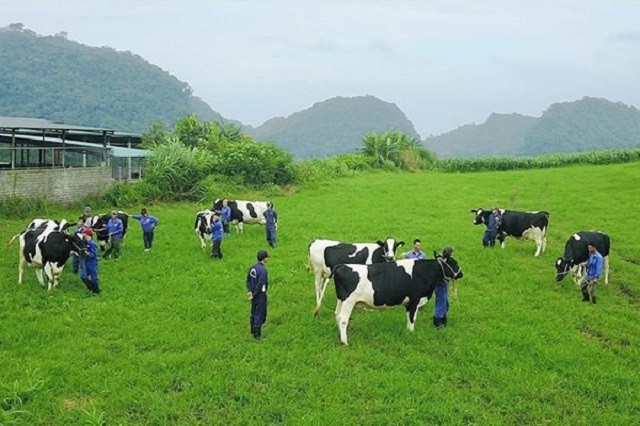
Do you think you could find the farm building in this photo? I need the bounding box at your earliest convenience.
[0,116,147,202]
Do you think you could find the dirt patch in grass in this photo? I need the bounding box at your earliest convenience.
[616,281,639,304]
[62,396,93,411]
[579,326,632,349]
[614,250,640,265]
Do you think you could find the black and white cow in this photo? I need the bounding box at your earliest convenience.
[25,218,74,233]
[9,224,85,291]
[319,254,463,345]
[309,238,405,313]
[555,231,610,285]
[91,212,129,251]
[212,199,270,233]
[471,208,549,256]
[194,209,214,249]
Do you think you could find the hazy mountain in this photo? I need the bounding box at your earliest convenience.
[425,97,640,157]
[424,113,538,157]
[245,95,421,158]
[521,97,640,155]
[0,24,227,133]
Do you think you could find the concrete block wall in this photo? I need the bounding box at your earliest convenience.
[0,167,113,203]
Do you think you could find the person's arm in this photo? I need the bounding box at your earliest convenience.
[132,214,142,221]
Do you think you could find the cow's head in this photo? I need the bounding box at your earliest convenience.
[212,199,223,211]
[64,230,87,255]
[470,208,491,225]
[376,238,405,261]
[555,257,575,282]
[434,252,464,280]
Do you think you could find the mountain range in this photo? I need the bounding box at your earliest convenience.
[2,24,640,159]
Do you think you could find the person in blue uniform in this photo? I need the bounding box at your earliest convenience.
[71,217,87,274]
[582,242,604,304]
[404,239,427,260]
[103,211,124,259]
[263,202,278,248]
[433,245,454,328]
[80,228,101,295]
[246,250,269,340]
[132,208,159,252]
[210,211,224,259]
[483,207,502,248]
[221,199,232,235]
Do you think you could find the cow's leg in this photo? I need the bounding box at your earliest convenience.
[336,300,355,346]
[534,240,542,257]
[499,234,506,249]
[34,268,45,288]
[405,303,419,332]
[604,255,610,285]
[334,299,343,317]
[313,275,331,317]
[18,256,27,284]
[52,265,63,288]
[237,222,244,234]
[541,228,548,253]
[43,263,56,291]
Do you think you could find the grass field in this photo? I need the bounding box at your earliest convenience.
[1,162,639,425]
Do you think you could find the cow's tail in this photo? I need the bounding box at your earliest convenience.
[313,265,340,317]
[7,232,22,246]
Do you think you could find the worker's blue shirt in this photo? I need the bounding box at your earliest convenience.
[264,209,277,229]
[106,218,124,240]
[586,251,604,280]
[210,219,223,242]
[221,206,231,222]
[246,262,269,295]
[133,214,158,232]
[84,239,99,267]
[405,250,426,260]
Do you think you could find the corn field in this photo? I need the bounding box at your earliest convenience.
[435,147,640,172]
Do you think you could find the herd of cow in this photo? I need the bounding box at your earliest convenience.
[306,207,610,345]
[8,202,610,346]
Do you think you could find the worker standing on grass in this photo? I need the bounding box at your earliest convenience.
[247,250,270,340]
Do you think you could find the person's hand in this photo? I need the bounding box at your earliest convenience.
[247,291,253,301]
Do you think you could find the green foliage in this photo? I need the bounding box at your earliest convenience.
[0,196,53,219]
[437,147,640,173]
[143,137,216,200]
[361,130,436,170]
[216,142,297,186]
[295,153,371,184]
[0,25,223,132]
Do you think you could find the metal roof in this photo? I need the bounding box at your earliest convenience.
[0,116,116,133]
[0,132,149,157]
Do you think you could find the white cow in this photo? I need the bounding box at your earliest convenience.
[9,225,84,291]
[213,199,270,233]
[194,209,214,249]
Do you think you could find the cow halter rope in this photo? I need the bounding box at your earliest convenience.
[437,257,462,281]
[555,263,573,281]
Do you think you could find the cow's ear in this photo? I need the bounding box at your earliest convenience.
[470,209,477,214]
[376,240,384,247]
[433,250,440,258]
[397,241,405,247]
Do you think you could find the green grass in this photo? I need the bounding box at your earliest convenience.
[1,163,639,425]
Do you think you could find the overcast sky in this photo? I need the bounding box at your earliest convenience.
[3,0,640,137]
